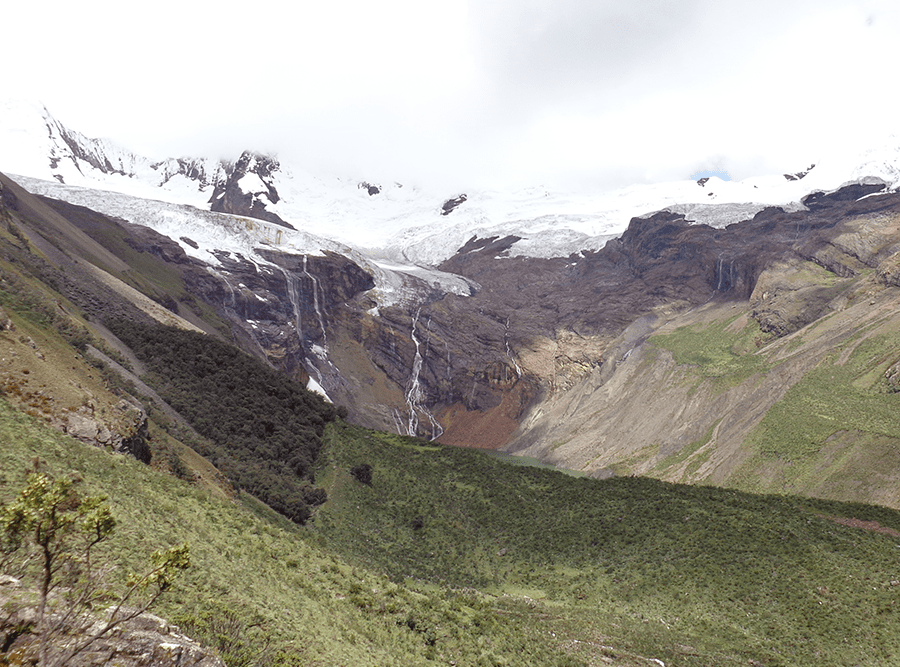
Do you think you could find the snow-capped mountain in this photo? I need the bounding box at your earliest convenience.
[3,98,900,449]
[4,98,899,271]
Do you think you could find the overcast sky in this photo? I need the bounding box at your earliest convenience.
[4,0,898,190]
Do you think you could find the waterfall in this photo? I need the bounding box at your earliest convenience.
[277,264,330,390]
[505,316,522,378]
[302,255,328,351]
[211,268,238,316]
[277,265,303,340]
[391,408,405,435]
[716,255,737,293]
[404,308,424,436]
[401,308,444,441]
[210,268,269,361]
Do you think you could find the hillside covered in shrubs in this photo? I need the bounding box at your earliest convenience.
[107,319,339,523]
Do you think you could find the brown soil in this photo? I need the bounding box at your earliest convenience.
[438,381,536,449]
[819,515,900,538]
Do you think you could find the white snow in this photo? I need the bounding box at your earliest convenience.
[306,377,332,403]
[3,97,900,288]
[237,172,267,195]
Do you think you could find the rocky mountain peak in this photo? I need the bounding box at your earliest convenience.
[208,151,292,229]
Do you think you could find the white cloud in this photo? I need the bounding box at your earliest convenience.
[2,0,898,189]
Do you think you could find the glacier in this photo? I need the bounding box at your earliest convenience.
[4,98,900,273]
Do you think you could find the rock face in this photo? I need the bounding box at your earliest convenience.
[358,181,381,195]
[502,184,900,508]
[56,398,150,463]
[0,580,223,667]
[208,151,293,229]
[784,164,816,181]
[0,305,14,331]
[441,194,467,215]
[8,155,900,461]
[50,175,900,452]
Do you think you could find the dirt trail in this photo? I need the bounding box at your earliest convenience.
[819,515,900,538]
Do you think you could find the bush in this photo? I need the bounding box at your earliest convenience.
[0,469,190,666]
[350,464,373,486]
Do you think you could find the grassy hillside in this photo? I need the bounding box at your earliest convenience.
[646,295,900,506]
[0,400,590,667]
[313,422,900,666]
[6,175,900,666]
[7,397,900,666]
[511,282,900,510]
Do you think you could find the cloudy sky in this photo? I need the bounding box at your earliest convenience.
[4,0,898,190]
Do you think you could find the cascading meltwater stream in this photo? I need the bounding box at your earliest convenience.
[401,308,444,441]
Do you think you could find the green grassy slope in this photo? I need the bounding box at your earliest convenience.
[7,398,900,666]
[647,300,900,506]
[0,400,591,667]
[5,175,900,666]
[314,422,900,666]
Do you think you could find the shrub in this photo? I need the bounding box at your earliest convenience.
[105,319,335,523]
[350,464,373,486]
[0,468,190,666]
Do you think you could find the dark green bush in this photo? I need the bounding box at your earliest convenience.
[350,463,373,486]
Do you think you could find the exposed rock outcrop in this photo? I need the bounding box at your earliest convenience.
[188,182,900,446]
[60,399,151,463]
[0,305,13,331]
[1,580,222,667]
[11,157,900,456]
[208,152,294,229]
[502,185,900,508]
[784,164,816,181]
[441,194,467,215]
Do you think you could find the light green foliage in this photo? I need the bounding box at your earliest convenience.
[315,421,900,666]
[649,315,769,383]
[733,331,900,496]
[1,470,116,599]
[128,542,191,593]
[0,400,583,667]
[1,467,190,666]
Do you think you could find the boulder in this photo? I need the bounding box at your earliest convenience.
[0,591,224,667]
[0,305,14,331]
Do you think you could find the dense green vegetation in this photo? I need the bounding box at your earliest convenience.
[1,468,191,666]
[6,180,900,665]
[6,389,900,665]
[0,400,594,667]
[106,319,338,523]
[314,422,900,666]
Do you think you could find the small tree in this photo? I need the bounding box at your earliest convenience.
[0,470,190,666]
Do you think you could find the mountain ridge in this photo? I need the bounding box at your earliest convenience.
[3,99,900,510]
[7,109,900,664]
[5,98,900,266]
